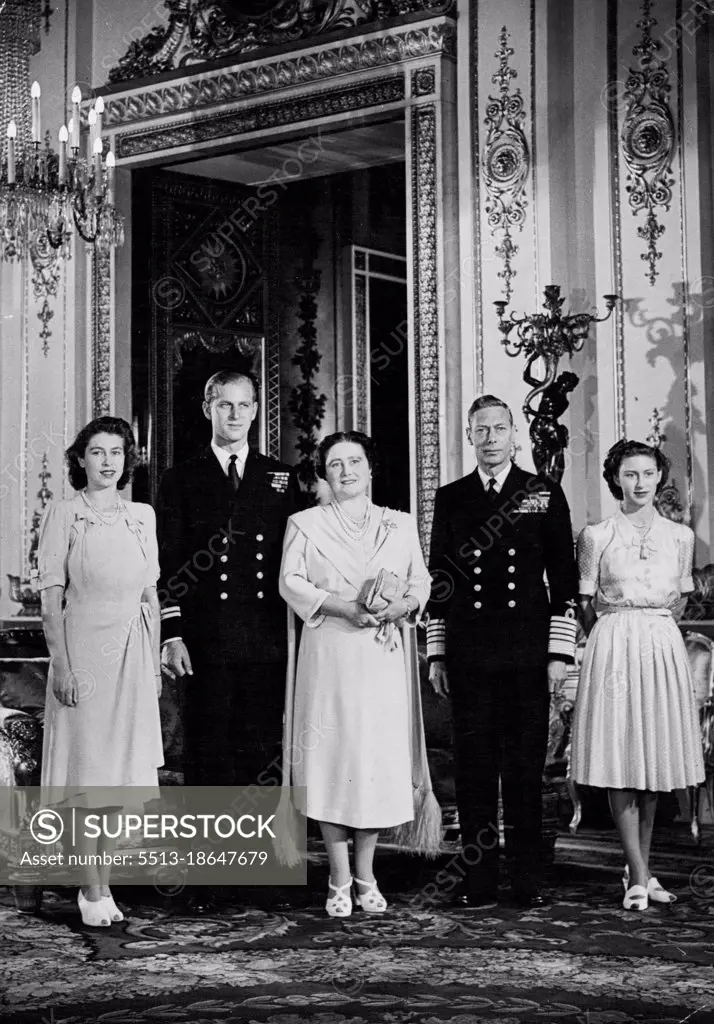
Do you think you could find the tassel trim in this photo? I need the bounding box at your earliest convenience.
[385,784,442,858]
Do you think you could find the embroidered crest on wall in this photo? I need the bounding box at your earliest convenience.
[481,26,530,304]
[620,0,676,287]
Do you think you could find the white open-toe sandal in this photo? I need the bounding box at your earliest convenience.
[353,876,387,914]
[325,877,353,918]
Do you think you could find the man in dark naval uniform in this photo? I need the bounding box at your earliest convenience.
[156,369,300,790]
[427,394,578,908]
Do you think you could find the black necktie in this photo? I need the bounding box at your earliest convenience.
[487,477,498,502]
[228,454,240,493]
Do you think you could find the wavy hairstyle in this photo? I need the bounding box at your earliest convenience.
[65,416,138,491]
[603,439,670,500]
[315,430,377,481]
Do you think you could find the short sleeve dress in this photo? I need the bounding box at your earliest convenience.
[570,509,705,791]
[38,495,164,791]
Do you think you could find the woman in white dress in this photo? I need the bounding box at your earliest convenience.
[39,417,163,927]
[279,431,438,917]
[571,440,705,910]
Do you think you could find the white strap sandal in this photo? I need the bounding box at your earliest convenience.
[353,876,388,914]
[325,877,353,918]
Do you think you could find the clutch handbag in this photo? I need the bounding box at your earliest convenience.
[358,568,407,611]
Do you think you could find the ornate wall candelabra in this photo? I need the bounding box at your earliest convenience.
[495,285,619,482]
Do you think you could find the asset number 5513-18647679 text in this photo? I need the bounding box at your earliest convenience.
[137,850,269,866]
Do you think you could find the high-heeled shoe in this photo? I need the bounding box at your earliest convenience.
[353,876,387,914]
[622,884,648,911]
[622,865,676,905]
[78,889,111,927]
[102,891,125,922]
[325,877,353,918]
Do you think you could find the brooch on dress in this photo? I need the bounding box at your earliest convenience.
[268,471,290,493]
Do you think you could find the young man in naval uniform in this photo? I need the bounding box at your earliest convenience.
[427,394,578,908]
[156,368,300,802]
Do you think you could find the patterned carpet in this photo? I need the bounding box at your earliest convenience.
[2,829,714,1024]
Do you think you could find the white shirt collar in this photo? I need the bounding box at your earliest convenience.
[478,462,512,493]
[211,440,249,477]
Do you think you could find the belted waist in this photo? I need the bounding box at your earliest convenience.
[599,606,672,617]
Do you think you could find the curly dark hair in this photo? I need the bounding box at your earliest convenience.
[603,439,670,500]
[65,416,138,491]
[315,430,377,480]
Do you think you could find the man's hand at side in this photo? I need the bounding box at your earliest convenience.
[547,657,568,692]
[162,639,193,681]
[429,659,450,698]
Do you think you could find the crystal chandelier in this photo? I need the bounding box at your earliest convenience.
[0,0,123,268]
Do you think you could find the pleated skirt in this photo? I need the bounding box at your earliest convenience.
[570,608,705,791]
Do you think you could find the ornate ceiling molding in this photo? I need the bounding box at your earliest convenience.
[107,0,455,87]
[621,0,676,287]
[481,26,529,304]
[115,74,406,158]
[103,21,454,132]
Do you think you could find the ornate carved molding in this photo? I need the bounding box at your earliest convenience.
[353,271,368,431]
[621,0,676,287]
[173,329,260,370]
[607,0,626,438]
[481,26,529,304]
[412,66,435,96]
[30,237,61,357]
[264,205,281,459]
[92,251,112,416]
[106,0,454,85]
[411,103,439,549]
[289,242,327,492]
[646,407,687,523]
[115,74,405,158]
[104,23,453,132]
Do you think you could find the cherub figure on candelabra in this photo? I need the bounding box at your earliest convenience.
[495,284,618,483]
[527,370,579,485]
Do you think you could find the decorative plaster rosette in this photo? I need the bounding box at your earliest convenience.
[620,0,676,287]
[481,26,529,303]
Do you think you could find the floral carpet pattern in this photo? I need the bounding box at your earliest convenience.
[2,832,714,1024]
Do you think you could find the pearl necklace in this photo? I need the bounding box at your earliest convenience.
[330,498,372,541]
[81,489,123,525]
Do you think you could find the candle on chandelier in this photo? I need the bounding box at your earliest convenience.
[106,149,115,203]
[94,96,104,141]
[71,85,81,149]
[6,121,16,184]
[93,136,103,180]
[58,125,68,184]
[87,109,97,160]
[31,81,41,143]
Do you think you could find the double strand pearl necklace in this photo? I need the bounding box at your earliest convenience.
[81,488,123,525]
[331,497,372,541]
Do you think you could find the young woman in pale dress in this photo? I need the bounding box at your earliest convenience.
[571,440,705,910]
[279,431,437,917]
[39,417,163,927]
